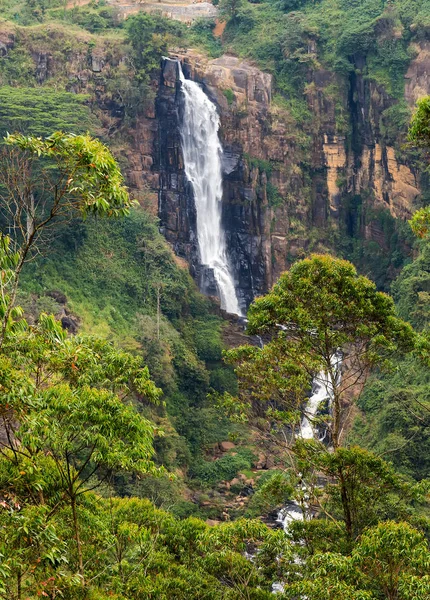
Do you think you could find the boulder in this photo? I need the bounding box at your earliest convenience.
[219,441,236,452]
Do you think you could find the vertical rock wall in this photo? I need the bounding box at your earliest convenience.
[156,53,312,306]
[155,58,199,279]
[1,24,427,306]
[152,46,430,304]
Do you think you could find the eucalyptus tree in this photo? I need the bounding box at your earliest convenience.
[18,383,161,578]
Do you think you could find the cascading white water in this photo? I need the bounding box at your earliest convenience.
[300,375,329,440]
[300,353,341,440]
[178,63,241,316]
[276,353,342,534]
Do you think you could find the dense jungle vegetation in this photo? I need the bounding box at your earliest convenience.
[0,0,429,597]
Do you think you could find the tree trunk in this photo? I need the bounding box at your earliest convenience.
[338,466,353,542]
[70,495,84,582]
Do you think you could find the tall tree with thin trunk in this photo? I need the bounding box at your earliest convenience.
[225,255,416,539]
[227,254,415,448]
[0,131,132,347]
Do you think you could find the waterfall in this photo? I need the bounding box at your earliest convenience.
[276,353,342,533]
[300,375,329,440]
[177,62,241,316]
[300,352,341,440]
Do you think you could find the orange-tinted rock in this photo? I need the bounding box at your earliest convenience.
[219,441,236,452]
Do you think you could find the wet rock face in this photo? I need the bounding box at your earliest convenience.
[156,54,291,306]
[156,56,272,307]
[155,58,200,278]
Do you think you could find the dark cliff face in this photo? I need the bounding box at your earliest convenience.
[156,57,267,309]
[223,166,268,309]
[155,58,199,278]
[154,50,422,306]
[149,37,430,302]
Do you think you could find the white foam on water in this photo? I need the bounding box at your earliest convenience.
[178,63,241,315]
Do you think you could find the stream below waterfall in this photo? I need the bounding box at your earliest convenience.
[276,352,342,531]
[272,354,341,594]
[178,62,241,316]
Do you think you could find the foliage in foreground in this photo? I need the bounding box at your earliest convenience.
[1,253,429,598]
[223,254,428,546]
[283,521,430,600]
[0,248,279,597]
[0,131,132,351]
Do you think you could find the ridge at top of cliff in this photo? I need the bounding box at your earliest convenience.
[167,50,272,107]
[65,0,217,23]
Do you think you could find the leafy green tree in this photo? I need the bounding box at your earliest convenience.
[126,13,169,80]
[227,255,415,448]
[303,446,426,543]
[0,504,72,600]
[19,384,160,578]
[354,521,430,600]
[224,255,417,540]
[284,522,430,600]
[71,496,281,599]
[0,131,131,346]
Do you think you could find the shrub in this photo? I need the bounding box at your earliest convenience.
[190,453,252,485]
[223,88,235,105]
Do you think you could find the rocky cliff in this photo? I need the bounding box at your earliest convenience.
[1,21,429,305]
[152,47,427,305]
[155,53,282,307]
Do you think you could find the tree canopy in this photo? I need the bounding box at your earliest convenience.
[284,522,430,600]
[227,254,416,448]
[408,96,430,237]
